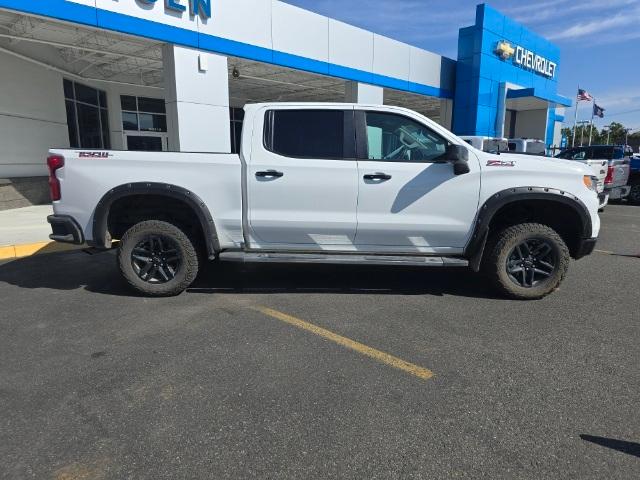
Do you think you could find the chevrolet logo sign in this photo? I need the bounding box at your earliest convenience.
[496,41,515,60]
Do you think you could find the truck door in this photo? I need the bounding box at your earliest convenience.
[246,107,359,248]
[354,110,481,253]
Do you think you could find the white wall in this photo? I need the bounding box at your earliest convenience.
[163,45,231,153]
[514,109,548,141]
[0,51,70,177]
[0,49,168,177]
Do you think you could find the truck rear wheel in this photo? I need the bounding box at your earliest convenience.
[117,220,199,297]
[483,223,570,300]
[628,183,640,205]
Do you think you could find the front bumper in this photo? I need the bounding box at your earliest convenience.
[47,215,84,245]
[574,237,597,260]
[598,192,609,209]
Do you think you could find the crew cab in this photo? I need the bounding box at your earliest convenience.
[553,146,610,209]
[556,145,631,202]
[629,153,640,205]
[47,103,600,299]
[507,138,547,156]
[459,136,508,153]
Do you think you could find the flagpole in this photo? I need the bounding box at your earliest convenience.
[588,97,595,146]
[572,85,579,147]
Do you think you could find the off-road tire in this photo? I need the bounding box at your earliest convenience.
[628,182,640,205]
[118,220,199,297]
[482,223,570,300]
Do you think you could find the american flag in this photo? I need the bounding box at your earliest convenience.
[577,89,593,101]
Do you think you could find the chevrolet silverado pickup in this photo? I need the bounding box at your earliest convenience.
[628,153,640,205]
[46,103,600,299]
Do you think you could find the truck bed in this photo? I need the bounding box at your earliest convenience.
[50,149,244,249]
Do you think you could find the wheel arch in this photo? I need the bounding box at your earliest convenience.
[90,182,220,259]
[465,187,592,271]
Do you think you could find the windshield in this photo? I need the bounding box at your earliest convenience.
[556,148,587,160]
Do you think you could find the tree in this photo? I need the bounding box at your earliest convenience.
[562,121,633,147]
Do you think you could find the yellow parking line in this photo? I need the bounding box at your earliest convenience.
[253,306,434,380]
[595,249,614,255]
[0,241,82,260]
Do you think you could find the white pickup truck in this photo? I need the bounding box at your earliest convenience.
[46,103,600,299]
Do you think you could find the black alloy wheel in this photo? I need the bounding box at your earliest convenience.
[506,238,557,288]
[131,235,182,284]
[118,220,200,297]
[482,223,570,300]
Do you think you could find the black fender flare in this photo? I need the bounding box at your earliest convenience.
[90,182,220,259]
[464,187,593,271]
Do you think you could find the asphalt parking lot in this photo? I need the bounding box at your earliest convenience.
[1,204,638,479]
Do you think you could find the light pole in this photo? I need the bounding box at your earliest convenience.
[603,125,611,145]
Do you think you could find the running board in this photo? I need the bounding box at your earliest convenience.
[219,251,469,267]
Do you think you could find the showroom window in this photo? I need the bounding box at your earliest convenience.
[264,110,347,159]
[63,79,110,149]
[120,96,168,151]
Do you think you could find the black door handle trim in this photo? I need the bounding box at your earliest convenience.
[364,173,392,181]
[256,170,284,178]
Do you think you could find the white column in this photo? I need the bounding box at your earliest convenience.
[345,81,384,105]
[163,45,230,152]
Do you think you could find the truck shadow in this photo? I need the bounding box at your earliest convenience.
[0,250,503,300]
[188,261,501,298]
[580,434,640,458]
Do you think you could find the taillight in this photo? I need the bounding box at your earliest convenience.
[604,165,615,185]
[47,154,64,201]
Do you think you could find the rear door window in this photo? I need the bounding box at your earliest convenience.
[264,110,352,159]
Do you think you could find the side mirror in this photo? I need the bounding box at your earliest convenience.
[445,144,471,175]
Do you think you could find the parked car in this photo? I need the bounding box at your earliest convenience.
[459,136,508,153]
[46,103,600,300]
[507,138,547,156]
[555,145,631,203]
[628,153,640,205]
[554,146,609,210]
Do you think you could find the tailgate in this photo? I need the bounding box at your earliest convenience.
[611,161,630,188]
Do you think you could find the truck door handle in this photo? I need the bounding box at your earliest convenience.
[256,170,284,178]
[364,173,392,181]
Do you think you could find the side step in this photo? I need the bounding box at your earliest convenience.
[219,251,469,267]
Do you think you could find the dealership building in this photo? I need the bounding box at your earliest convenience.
[0,0,571,209]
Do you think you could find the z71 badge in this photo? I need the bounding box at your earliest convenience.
[487,159,516,167]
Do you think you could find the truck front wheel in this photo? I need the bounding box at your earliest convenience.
[628,182,640,205]
[117,220,199,297]
[483,223,570,300]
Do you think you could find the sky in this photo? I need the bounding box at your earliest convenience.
[284,0,640,133]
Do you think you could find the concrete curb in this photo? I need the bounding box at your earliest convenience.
[0,241,85,260]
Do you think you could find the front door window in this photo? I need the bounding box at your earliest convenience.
[364,112,448,162]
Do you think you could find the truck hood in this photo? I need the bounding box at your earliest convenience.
[487,153,592,176]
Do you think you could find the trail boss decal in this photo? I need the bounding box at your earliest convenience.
[487,159,516,167]
[79,152,112,158]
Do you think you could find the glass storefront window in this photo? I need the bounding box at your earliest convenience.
[121,95,167,133]
[63,79,110,149]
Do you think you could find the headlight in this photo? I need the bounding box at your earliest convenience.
[583,175,598,191]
